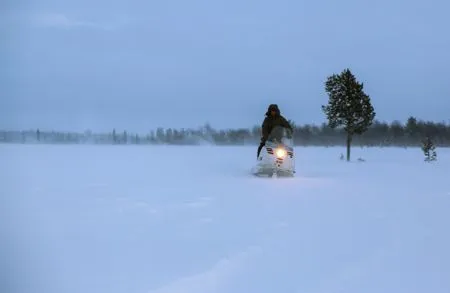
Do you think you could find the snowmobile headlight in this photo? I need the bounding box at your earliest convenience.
[275,148,287,158]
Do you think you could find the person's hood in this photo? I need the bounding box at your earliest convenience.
[265,104,280,116]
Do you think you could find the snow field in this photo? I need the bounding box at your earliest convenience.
[1,144,450,293]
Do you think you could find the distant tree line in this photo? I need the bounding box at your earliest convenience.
[1,69,447,150]
[1,116,449,147]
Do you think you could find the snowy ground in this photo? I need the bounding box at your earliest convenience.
[2,144,450,293]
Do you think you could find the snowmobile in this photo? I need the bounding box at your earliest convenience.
[252,125,295,177]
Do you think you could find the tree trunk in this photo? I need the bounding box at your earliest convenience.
[346,133,352,161]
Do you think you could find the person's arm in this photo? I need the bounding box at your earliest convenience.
[281,116,293,131]
[261,118,270,141]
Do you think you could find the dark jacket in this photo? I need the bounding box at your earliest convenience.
[261,104,292,142]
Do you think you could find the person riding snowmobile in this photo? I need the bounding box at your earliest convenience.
[257,104,293,158]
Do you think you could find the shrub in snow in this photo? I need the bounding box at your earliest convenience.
[422,137,437,162]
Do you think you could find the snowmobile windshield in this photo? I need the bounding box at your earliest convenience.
[267,126,293,147]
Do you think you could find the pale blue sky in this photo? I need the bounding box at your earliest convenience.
[1,0,449,132]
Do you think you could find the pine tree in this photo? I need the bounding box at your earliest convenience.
[112,129,117,144]
[123,130,127,144]
[405,116,419,144]
[322,68,375,161]
[422,137,437,162]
